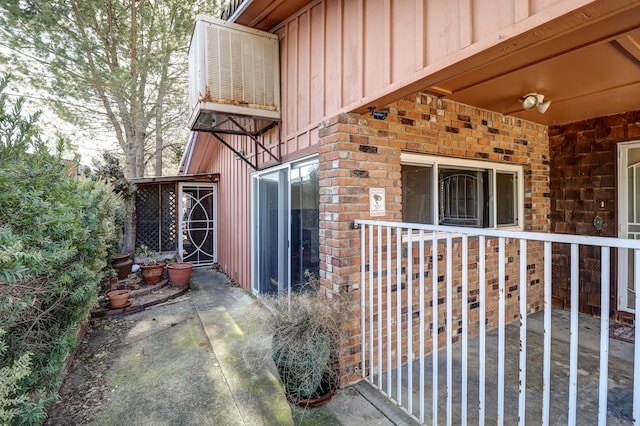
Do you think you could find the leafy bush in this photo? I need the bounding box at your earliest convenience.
[0,76,123,425]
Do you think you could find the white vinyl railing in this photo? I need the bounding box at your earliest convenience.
[356,219,640,425]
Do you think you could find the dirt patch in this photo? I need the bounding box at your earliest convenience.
[44,316,135,425]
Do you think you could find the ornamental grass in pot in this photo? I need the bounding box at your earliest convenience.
[266,272,345,405]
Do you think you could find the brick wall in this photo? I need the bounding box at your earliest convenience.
[318,93,550,385]
[549,111,640,319]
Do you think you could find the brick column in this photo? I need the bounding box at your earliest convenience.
[318,113,401,384]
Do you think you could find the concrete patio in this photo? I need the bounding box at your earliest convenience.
[366,307,635,425]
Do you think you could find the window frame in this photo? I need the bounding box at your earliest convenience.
[250,155,319,298]
[401,152,524,231]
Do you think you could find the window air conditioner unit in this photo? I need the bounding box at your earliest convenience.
[188,15,281,132]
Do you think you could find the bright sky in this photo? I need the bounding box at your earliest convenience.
[3,88,119,166]
[0,44,119,166]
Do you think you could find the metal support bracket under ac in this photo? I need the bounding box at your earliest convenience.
[208,119,281,170]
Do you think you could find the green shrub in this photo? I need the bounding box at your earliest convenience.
[0,75,123,425]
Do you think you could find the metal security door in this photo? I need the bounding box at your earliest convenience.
[618,142,640,313]
[179,184,217,266]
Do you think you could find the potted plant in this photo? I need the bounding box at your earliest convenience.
[111,252,133,279]
[107,289,130,308]
[266,272,344,406]
[167,261,193,287]
[136,245,164,285]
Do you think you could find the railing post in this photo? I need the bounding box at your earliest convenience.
[446,233,453,426]
[568,243,579,425]
[479,235,486,426]
[518,238,527,425]
[461,234,469,425]
[497,237,505,426]
[386,226,392,397]
[598,247,610,424]
[360,224,366,379]
[396,226,403,405]
[368,225,374,383]
[633,249,640,424]
[432,230,439,425]
[542,240,552,425]
[354,220,640,426]
[419,230,426,423]
[377,225,383,389]
[407,229,413,415]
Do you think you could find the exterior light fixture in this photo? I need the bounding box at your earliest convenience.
[520,93,551,114]
[368,106,388,120]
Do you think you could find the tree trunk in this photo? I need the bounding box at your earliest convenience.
[121,197,136,254]
[155,103,163,176]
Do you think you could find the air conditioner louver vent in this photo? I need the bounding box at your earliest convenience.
[188,15,280,132]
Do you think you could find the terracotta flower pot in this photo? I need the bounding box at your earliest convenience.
[107,290,130,308]
[111,253,134,279]
[167,262,193,287]
[141,263,165,285]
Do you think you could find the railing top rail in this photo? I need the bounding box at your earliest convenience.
[354,219,640,249]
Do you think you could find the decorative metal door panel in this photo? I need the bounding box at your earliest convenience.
[179,184,217,266]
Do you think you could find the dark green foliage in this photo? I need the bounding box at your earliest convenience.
[0,76,123,425]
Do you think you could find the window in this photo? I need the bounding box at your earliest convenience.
[401,153,523,229]
[251,157,319,296]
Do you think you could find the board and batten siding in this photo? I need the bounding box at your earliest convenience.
[274,0,600,150]
[188,0,618,288]
[187,133,252,287]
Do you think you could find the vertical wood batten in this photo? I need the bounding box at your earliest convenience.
[568,243,579,425]
[598,247,610,424]
[337,0,343,108]
[415,0,425,70]
[514,0,530,22]
[383,0,391,86]
[357,0,364,99]
[459,0,472,47]
[320,1,326,117]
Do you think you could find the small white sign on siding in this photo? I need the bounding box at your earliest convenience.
[369,188,385,217]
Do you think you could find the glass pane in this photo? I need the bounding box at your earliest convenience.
[402,165,432,224]
[254,169,288,296]
[290,161,319,291]
[181,186,215,265]
[629,167,634,222]
[496,172,516,226]
[636,165,640,224]
[438,168,484,227]
[628,245,636,310]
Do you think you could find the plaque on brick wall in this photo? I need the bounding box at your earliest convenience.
[369,188,385,217]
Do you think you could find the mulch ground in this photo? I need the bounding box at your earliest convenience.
[44,316,135,425]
